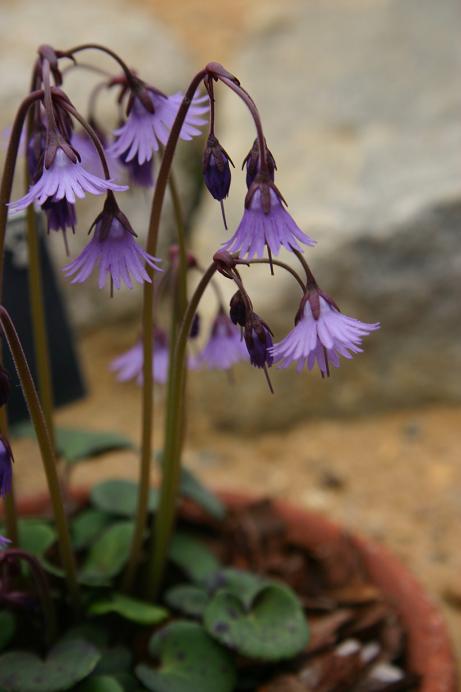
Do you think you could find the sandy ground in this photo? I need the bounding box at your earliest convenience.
[9,323,461,668]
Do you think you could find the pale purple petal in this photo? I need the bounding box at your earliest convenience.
[195,314,248,370]
[9,149,127,213]
[64,217,161,290]
[109,90,208,166]
[222,189,316,259]
[271,296,379,375]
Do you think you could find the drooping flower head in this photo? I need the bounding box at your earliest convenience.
[196,311,248,371]
[271,288,380,376]
[64,195,161,291]
[222,178,316,259]
[119,150,154,188]
[9,146,127,214]
[243,138,276,189]
[109,86,209,166]
[41,197,76,235]
[203,135,233,201]
[244,312,274,369]
[110,328,170,385]
[0,437,13,497]
[229,291,247,328]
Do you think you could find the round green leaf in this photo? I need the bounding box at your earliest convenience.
[91,480,158,518]
[0,611,15,651]
[0,638,101,691]
[179,467,226,520]
[72,509,112,550]
[89,593,168,626]
[169,532,220,583]
[18,520,56,556]
[164,584,209,618]
[79,522,135,585]
[136,621,236,692]
[204,583,309,661]
[210,568,269,608]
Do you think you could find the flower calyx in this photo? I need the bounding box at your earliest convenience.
[243,138,277,189]
[295,286,340,325]
[245,175,285,216]
[93,193,135,242]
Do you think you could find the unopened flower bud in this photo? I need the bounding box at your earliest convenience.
[203,135,233,201]
[229,291,247,327]
[0,367,10,407]
[244,313,273,368]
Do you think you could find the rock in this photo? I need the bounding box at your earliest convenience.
[190,0,461,429]
[0,0,204,328]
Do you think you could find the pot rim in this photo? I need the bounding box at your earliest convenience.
[5,486,458,692]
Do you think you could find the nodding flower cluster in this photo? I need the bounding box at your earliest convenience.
[1,44,379,471]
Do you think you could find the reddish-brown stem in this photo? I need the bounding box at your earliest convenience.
[54,96,111,179]
[0,90,44,294]
[218,75,268,171]
[64,43,136,88]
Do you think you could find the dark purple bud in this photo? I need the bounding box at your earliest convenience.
[244,313,273,368]
[203,135,233,201]
[0,367,10,408]
[190,313,200,339]
[229,291,247,327]
[242,138,277,189]
[119,151,154,188]
[42,197,76,233]
[0,437,13,497]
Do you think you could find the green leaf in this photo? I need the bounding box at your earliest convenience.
[136,621,236,692]
[12,422,133,464]
[62,624,110,648]
[0,611,15,651]
[89,593,168,626]
[93,646,132,676]
[76,676,124,692]
[91,480,158,518]
[79,522,135,585]
[210,568,270,608]
[169,532,220,583]
[204,583,309,661]
[0,638,101,691]
[18,520,56,556]
[164,584,209,618]
[179,467,226,520]
[72,509,112,550]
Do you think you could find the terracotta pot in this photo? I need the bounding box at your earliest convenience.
[10,488,458,691]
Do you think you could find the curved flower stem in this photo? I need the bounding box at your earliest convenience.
[0,306,80,611]
[63,43,136,87]
[0,90,44,289]
[146,262,218,599]
[122,68,208,592]
[168,170,188,318]
[290,247,317,288]
[217,75,268,171]
[0,92,44,545]
[24,104,55,445]
[53,97,112,179]
[242,258,306,292]
[0,548,57,646]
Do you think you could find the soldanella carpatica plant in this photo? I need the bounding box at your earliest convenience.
[0,43,379,691]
